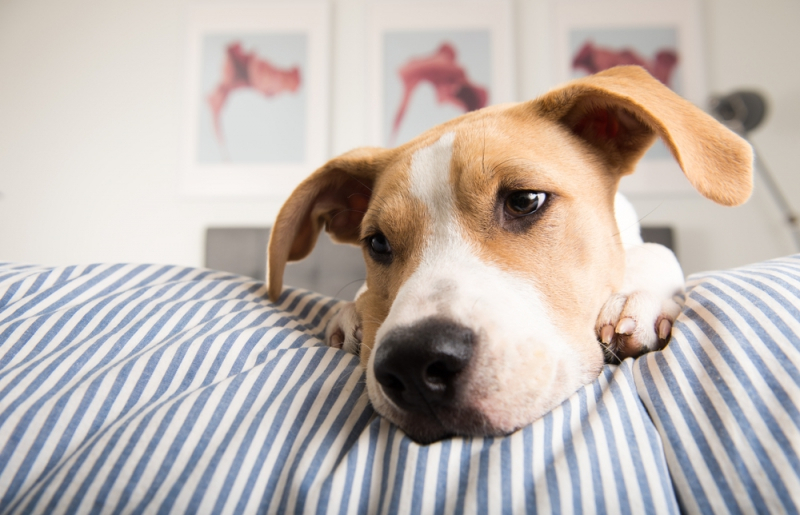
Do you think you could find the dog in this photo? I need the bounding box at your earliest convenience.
[267,66,753,444]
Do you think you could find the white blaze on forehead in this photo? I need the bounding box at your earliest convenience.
[409,131,457,221]
[375,131,462,335]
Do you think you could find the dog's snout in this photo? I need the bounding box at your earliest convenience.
[374,317,475,414]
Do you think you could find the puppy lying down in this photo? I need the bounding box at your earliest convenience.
[267,66,753,444]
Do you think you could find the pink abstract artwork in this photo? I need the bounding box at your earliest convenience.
[572,41,679,87]
[391,43,488,144]
[207,42,302,150]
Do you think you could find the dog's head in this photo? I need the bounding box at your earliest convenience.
[267,66,752,443]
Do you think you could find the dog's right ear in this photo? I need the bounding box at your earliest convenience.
[267,147,393,302]
[527,66,753,207]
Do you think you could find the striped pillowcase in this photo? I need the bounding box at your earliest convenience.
[635,255,800,514]
[0,257,797,513]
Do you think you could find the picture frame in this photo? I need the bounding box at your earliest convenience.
[181,3,330,199]
[553,0,705,196]
[367,1,515,147]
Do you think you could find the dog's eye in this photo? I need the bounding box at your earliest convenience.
[505,191,546,217]
[367,233,393,263]
[370,233,391,253]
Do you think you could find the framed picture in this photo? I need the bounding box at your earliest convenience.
[181,3,329,198]
[367,1,514,147]
[553,0,705,196]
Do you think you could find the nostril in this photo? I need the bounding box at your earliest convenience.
[424,360,456,389]
[377,371,406,393]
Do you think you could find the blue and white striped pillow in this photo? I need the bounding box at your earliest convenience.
[0,257,797,513]
[635,255,800,514]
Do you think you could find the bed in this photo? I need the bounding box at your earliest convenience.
[0,256,798,513]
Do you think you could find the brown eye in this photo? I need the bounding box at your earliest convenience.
[505,191,546,217]
[366,232,393,264]
[370,233,391,254]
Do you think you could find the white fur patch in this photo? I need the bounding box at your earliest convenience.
[408,131,457,221]
[614,192,644,249]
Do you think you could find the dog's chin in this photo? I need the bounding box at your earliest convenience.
[376,402,516,445]
[365,352,604,445]
[367,384,567,445]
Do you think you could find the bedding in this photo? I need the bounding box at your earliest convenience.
[0,256,797,514]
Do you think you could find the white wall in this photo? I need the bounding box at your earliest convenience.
[1,0,798,275]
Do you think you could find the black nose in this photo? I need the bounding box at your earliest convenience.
[373,317,475,414]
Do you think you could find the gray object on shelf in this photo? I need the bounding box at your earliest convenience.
[640,226,675,256]
[205,228,271,282]
[206,227,365,300]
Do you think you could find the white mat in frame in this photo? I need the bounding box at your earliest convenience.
[181,2,330,199]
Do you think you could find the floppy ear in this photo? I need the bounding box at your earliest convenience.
[531,65,753,206]
[267,147,393,302]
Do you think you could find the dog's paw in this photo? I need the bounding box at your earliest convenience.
[595,291,681,362]
[325,302,362,355]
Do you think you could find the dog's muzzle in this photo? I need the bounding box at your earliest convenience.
[373,317,475,419]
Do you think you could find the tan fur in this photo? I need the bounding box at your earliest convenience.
[267,146,397,301]
[266,66,753,440]
[532,66,753,204]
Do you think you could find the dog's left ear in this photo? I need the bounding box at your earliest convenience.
[267,147,394,302]
[529,65,753,206]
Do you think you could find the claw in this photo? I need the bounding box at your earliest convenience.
[658,318,672,340]
[615,317,636,335]
[600,325,615,344]
[329,329,344,349]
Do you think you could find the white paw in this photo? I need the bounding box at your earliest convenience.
[325,301,362,355]
[595,291,681,362]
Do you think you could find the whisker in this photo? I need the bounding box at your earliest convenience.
[471,295,483,314]
[481,119,487,175]
[602,341,623,364]
[347,192,371,201]
[333,278,366,300]
[353,178,374,193]
[328,208,368,225]
[612,201,664,238]
[487,156,529,178]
